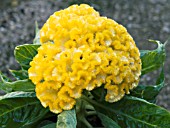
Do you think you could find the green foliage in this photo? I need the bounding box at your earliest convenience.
[83,96,170,128]
[0,72,11,82]
[90,65,169,127]
[140,40,166,75]
[40,123,56,128]
[131,83,163,103]
[9,69,28,80]
[56,109,77,128]
[97,112,121,128]
[0,91,35,100]
[38,120,56,128]
[14,44,40,70]
[130,68,164,102]
[0,92,49,128]
[0,73,35,93]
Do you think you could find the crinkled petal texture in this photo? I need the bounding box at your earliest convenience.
[28,4,141,113]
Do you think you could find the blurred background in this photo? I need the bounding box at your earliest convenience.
[0,0,170,110]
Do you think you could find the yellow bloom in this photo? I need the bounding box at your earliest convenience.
[28,4,141,113]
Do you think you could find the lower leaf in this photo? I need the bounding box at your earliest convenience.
[0,77,35,93]
[97,112,121,128]
[130,68,164,102]
[40,123,56,128]
[0,92,49,128]
[56,109,77,128]
[83,95,170,128]
[9,69,28,80]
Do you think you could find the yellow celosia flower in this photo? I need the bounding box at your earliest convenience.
[28,4,141,113]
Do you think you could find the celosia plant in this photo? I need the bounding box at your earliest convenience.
[0,4,170,128]
[28,4,141,113]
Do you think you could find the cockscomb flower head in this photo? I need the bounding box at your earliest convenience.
[28,4,141,113]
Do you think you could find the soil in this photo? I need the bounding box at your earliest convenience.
[0,0,170,110]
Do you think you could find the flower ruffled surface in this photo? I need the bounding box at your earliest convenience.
[28,4,141,113]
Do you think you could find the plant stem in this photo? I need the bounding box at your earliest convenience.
[85,111,97,116]
[76,98,94,128]
[85,104,95,111]
[81,95,105,109]
[81,117,93,128]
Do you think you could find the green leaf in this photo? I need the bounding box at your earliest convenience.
[91,85,107,102]
[38,120,56,128]
[97,112,121,128]
[83,96,170,128]
[130,68,164,102]
[33,21,40,44]
[0,91,35,100]
[10,69,28,80]
[140,40,166,75]
[0,73,35,93]
[156,68,164,85]
[0,92,49,128]
[14,44,40,70]
[56,109,77,128]
[0,72,11,82]
[41,123,56,128]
